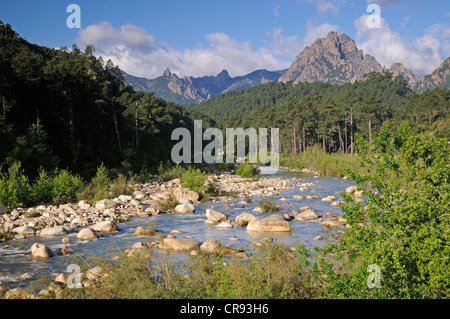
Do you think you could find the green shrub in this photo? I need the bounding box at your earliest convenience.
[235,163,257,178]
[180,168,207,193]
[30,169,54,205]
[157,162,185,182]
[258,200,280,213]
[52,169,84,204]
[110,173,133,197]
[90,163,111,201]
[305,127,450,299]
[0,162,30,208]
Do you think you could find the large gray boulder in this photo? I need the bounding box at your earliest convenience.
[247,216,291,233]
[90,220,118,233]
[160,237,201,251]
[40,226,69,237]
[172,187,199,203]
[174,203,195,214]
[76,227,99,240]
[200,239,222,255]
[95,199,117,211]
[234,213,258,227]
[205,208,227,223]
[31,243,54,259]
[12,225,37,236]
[294,210,319,221]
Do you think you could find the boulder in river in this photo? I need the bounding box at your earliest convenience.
[247,217,291,233]
[160,237,201,251]
[12,225,36,236]
[40,226,69,237]
[174,203,196,214]
[133,226,155,236]
[294,210,319,221]
[205,208,227,223]
[234,212,258,227]
[90,220,118,233]
[200,239,222,255]
[76,227,99,240]
[31,243,54,259]
[172,187,199,203]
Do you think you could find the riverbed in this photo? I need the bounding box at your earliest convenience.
[0,169,355,289]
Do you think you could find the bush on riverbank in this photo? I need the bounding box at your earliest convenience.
[280,145,361,177]
[0,162,84,208]
[304,126,450,298]
[235,163,258,178]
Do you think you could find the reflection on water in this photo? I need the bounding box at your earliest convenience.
[0,169,355,288]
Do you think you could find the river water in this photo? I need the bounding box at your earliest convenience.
[0,169,355,289]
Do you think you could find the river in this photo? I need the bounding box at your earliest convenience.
[0,169,355,289]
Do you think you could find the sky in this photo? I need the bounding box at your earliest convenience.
[1,0,449,79]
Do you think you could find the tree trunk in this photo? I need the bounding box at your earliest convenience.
[112,97,122,154]
[135,102,139,153]
[350,106,354,156]
[302,126,306,153]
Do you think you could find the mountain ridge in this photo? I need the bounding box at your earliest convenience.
[124,31,449,104]
[123,68,286,105]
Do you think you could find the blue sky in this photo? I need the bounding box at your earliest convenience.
[1,0,449,78]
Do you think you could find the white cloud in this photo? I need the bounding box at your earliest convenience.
[273,3,280,18]
[303,19,340,46]
[76,22,303,78]
[366,0,409,6]
[354,14,447,75]
[298,0,347,15]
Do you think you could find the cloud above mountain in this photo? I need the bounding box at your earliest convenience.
[77,22,305,78]
[354,14,448,75]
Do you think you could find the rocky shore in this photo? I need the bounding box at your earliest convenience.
[0,171,361,298]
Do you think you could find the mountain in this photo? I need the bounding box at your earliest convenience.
[388,63,422,88]
[414,56,450,92]
[279,32,387,85]
[123,68,286,104]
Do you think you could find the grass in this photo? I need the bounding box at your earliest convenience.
[34,239,320,299]
[258,200,280,213]
[280,145,362,177]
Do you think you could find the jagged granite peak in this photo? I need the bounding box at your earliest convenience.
[388,63,422,88]
[163,67,172,77]
[123,68,286,104]
[414,56,450,92]
[279,31,386,85]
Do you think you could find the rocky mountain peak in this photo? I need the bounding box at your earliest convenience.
[279,31,385,85]
[163,67,172,77]
[415,56,450,92]
[217,69,231,79]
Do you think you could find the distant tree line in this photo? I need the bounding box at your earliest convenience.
[190,72,449,157]
[0,21,213,180]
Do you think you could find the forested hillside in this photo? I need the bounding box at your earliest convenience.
[0,22,212,180]
[188,72,449,156]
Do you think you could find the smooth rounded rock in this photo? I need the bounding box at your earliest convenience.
[76,227,99,240]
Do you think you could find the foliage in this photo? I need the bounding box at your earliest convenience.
[0,162,30,208]
[180,167,208,193]
[305,126,450,298]
[157,162,185,182]
[56,240,319,299]
[280,145,361,177]
[258,200,280,213]
[51,169,84,204]
[29,169,54,205]
[235,163,258,178]
[110,173,133,198]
